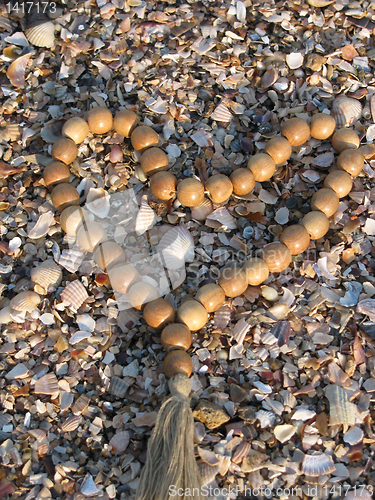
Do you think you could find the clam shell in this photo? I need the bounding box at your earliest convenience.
[10,291,40,313]
[108,376,129,398]
[157,225,194,270]
[286,52,304,69]
[357,299,375,321]
[30,259,62,294]
[332,96,362,127]
[325,384,356,426]
[232,441,251,464]
[109,430,130,454]
[135,195,156,235]
[0,306,14,325]
[198,463,219,486]
[86,187,110,218]
[6,53,32,88]
[301,453,335,477]
[28,429,47,442]
[28,211,54,240]
[206,207,237,230]
[261,68,278,88]
[274,424,296,443]
[25,20,55,48]
[60,415,82,433]
[34,373,59,397]
[72,394,91,416]
[190,198,213,221]
[41,120,65,143]
[80,474,100,497]
[60,280,88,310]
[210,102,232,123]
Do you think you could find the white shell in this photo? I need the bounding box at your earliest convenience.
[28,212,54,239]
[34,373,59,396]
[286,52,304,69]
[30,259,62,293]
[274,424,296,443]
[255,410,276,428]
[80,474,100,497]
[191,198,213,221]
[109,431,130,454]
[206,207,237,230]
[60,280,88,310]
[70,331,92,345]
[198,463,219,486]
[0,306,14,325]
[41,119,64,143]
[325,384,356,426]
[332,96,362,127]
[157,225,194,270]
[210,103,232,123]
[343,490,373,500]
[301,453,335,477]
[135,195,156,235]
[10,291,40,313]
[343,426,363,446]
[86,188,110,218]
[213,306,232,329]
[291,408,316,421]
[25,20,55,48]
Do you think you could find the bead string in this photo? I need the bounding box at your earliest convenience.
[44,107,367,380]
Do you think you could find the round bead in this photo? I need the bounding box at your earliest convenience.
[230,168,255,196]
[262,243,291,273]
[60,206,88,236]
[324,170,353,198]
[43,161,70,188]
[195,284,225,313]
[205,174,233,204]
[62,117,89,144]
[140,147,168,176]
[331,128,360,153]
[337,149,364,177]
[51,138,78,165]
[144,298,175,330]
[93,241,125,271]
[281,118,310,146]
[107,263,139,294]
[177,178,205,207]
[177,300,208,331]
[161,324,192,351]
[164,350,193,378]
[87,107,113,134]
[150,171,176,200]
[301,211,330,240]
[76,221,107,253]
[264,137,292,165]
[218,267,248,298]
[247,153,276,182]
[310,113,336,140]
[128,282,159,310]
[243,258,269,286]
[280,225,311,256]
[311,188,339,218]
[113,110,139,138]
[51,183,80,212]
[131,126,159,151]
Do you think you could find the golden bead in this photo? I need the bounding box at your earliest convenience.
[247,153,276,182]
[262,243,291,273]
[93,241,125,271]
[86,107,113,134]
[230,168,255,196]
[131,126,159,151]
[280,225,311,256]
[76,221,107,253]
[150,171,176,200]
[177,300,208,331]
[195,284,225,313]
[60,206,88,236]
[62,117,89,144]
[264,137,292,165]
[177,178,205,207]
[337,149,364,177]
[51,138,78,165]
[113,110,139,138]
[164,350,192,378]
[51,183,80,212]
[281,118,310,146]
[311,188,339,218]
[218,267,248,298]
[324,170,352,198]
[128,282,159,310]
[140,147,168,175]
[43,161,70,188]
[107,263,139,294]
[243,258,269,286]
[144,298,175,330]
[161,324,192,351]
[331,128,360,153]
[310,113,336,140]
[205,174,233,204]
[301,211,330,240]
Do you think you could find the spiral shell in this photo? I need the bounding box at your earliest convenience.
[332,96,362,127]
[30,259,62,294]
[10,291,41,313]
[25,20,55,48]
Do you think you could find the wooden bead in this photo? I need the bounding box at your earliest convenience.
[310,113,336,140]
[262,243,291,273]
[131,126,159,151]
[264,137,292,165]
[205,174,233,204]
[218,267,248,298]
[177,178,205,207]
[107,263,139,294]
[177,300,208,331]
[62,117,89,144]
[144,298,175,330]
[281,118,310,146]
[113,110,139,138]
[280,225,311,255]
[243,258,269,286]
[77,221,107,252]
[93,241,125,271]
[60,206,88,236]
[128,282,159,310]
[51,138,77,165]
[230,168,255,196]
[301,211,330,240]
[43,161,70,188]
[51,183,80,211]
[311,188,339,218]
[140,147,168,176]
[164,350,192,378]
[150,171,176,200]
[87,107,113,134]
[331,128,360,153]
[161,324,192,351]
[324,170,353,198]
[247,153,276,182]
[337,149,364,177]
[195,284,225,313]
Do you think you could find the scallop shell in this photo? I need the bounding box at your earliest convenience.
[109,430,130,454]
[34,373,59,397]
[135,195,156,235]
[58,248,85,273]
[41,119,65,143]
[343,490,373,500]
[301,453,335,477]
[30,259,62,294]
[255,410,276,428]
[210,103,232,123]
[0,306,14,325]
[10,291,40,313]
[325,384,356,426]
[6,53,32,88]
[198,463,219,486]
[60,280,88,310]
[25,20,55,48]
[206,207,237,230]
[232,441,251,464]
[28,429,47,442]
[190,198,213,221]
[332,96,362,127]
[28,211,54,240]
[60,415,82,433]
[72,394,90,416]
[157,225,194,270]
[86,188,110,218]
[108,376,129,398]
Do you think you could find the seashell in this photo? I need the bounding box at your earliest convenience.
[164,349,193,378]
[135,196,157,235]
[30,259,62,294]
[108,376,129,398]
[273,424,296,443]
[41,119,65,143]
[6,53,32,88]
[10,291,40,313]
[0,306,14,325]
[260,68,278,88]
[60,280,88,310]
[34,373,59,396]
[28,429,47,442]
[109,430,130,454]
[80,474,100,497]
[86,187,110,218]
[60,206,89,236]
[77,221,107,253]
[25,20,55,48]
[357,299,375,321]
[213,305,232,329]
[332,96,362,127]
[301,453,335,477]
[232,441,251,464]
[307,0,334,5]
[72,394,90,416]
[58,248,85,273]
[206,207,237,230]
[343,426,363,446]
[255,410,276,428]
[60,415,82,433]
[69,330,92,345]
[286,52,304,69]
[198,463,219,486]
[110,144,123,163]
[343,490,372,500]
[325,384,356,426]
[291,408,316,421]
[28,211,54,239]
[210,102,232,123]
[157,225,194,270]
[0,483,15,497]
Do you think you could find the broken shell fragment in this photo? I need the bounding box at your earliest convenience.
[6,53,32,88]
[301,453,335,477]
[10,291,41,313]
[332,96,362,128]
[30,259,62,294]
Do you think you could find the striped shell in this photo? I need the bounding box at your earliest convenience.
[301,453,335,476]
[72,394,90,416]
[60,415,82,433]
[108,376,129,398]
[109,431,130,454]
[210,103,232,123]
[135,195,157,235]
[30,259,62,294]
[60,280,88,310]
[198,463,219,486]
[25,20,55,48]
[343,490,373,500]
[332,96,362,127]
[190,198,213,221]
[157,225,194,270]
[34,373,59,396]
[10,291,41,313]
[325,384,356,426]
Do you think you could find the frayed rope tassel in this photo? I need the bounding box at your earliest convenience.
[136,373,203,500]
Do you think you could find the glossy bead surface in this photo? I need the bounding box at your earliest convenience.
[281,118,310,146]
[60,206,88,236]
[262,243,291,273]
[113,110,139,138]
[161,324,192,352]
[76,221,107,253]
[337,149,364,177]
[195,284,225,313]
[140,147,168,176]
[177,178,205,207]
[93,241,125,271]
[324,170,352,198]
[331,128,360,153]
[87,107,113,134]
[131,126,159,151]
[62,117,89,144]
[51,138,78,165]
[311,188,339,218]
[164,350,193,378]
[280,225,311,256]
[43,161,70,188]
[177,300,208,331]
[205,174,233,204]
[107,263,139,294]
[243,258,269,286]
[310,113,336,140]
[264,137,292,165]
[247,153,276,182]
[150,171,176,200]
[51,183,80,211]
[128,282,159,310]
[144,298,175,330]
[230,168,255,196]
[218,267,248,298]
[301,211,330,240]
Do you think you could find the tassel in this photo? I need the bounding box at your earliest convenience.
[136,373,203,500]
